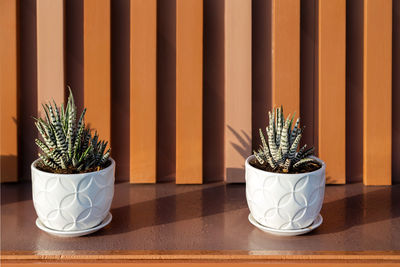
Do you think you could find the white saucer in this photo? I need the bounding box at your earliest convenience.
[36,212,112,237]
[248,213,323,236]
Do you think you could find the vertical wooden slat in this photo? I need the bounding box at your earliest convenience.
[176,0,203,184]
[130,0,157,183]
[224,0,252,183]
[393,0,400,184]
[84,0,111,142]
[271,0,300,115]
[363,0,392,185]
[0,0,18,182]
[318,0,346,184]
[36,0,64,113]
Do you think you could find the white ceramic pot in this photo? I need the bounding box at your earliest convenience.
[31,158,115,231]
[245,155,325,230]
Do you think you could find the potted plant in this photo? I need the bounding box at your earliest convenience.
[245,107,325,236]
[31,89,114,237]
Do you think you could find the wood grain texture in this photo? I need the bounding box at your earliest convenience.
[4,262,400,266]
[271,0,300,115]
[363,0,392,185]
[318,0,346,184]
[36,0,64,114]
[393,0,400,184]
[84,0,111,143]
[176,0,203,184]
[0,0,18,182]
[3,250,400,262]
[130,0,157,183]
[224,0,252,183]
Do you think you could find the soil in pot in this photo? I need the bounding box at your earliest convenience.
[249,158,321,174]
[35,159,112,174]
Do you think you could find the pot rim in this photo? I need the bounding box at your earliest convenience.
[31,157,115,177]
[245,155,325,177]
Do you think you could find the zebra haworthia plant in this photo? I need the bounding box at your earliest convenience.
[34,88,110,173]
[254,107,318,173]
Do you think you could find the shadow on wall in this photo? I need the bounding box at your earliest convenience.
[346,0,364,184]
[226,125,252,179]
[252,0,272,150]
[156,0,176,183]
[110,0,130,181]
[0,155,18,182]
[203,0,225,183]
[19,0,38,181]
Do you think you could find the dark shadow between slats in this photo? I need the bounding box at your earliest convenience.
[111,0,130,182]
[19,0,38,181]
[300,0,317,152]
[65,0,84,112]
[203,0,225,183]
[157,0,176,182]
[346,0,364,183]
[252,0,272,150]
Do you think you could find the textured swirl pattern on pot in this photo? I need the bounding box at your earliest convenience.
[245,156,325,230]
[32,159,115,231]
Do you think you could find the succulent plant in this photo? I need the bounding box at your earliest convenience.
[34,88,110,172]
[254,107,318,173]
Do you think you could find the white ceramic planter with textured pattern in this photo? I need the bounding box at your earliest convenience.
[31,158,115,231]
[245,155,325,230]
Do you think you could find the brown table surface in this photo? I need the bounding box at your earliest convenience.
[1,181,400,262]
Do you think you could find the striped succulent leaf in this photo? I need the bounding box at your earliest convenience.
[253,107,318,172]
[33,88,110,173]
[290,117,300,146]
[267,126,279,162]
[293,158,316,169]
[279,114,291,158]
[276,107,283,146]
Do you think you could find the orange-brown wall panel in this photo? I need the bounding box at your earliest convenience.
[130,0,157,183]
[224,0,252,183]
[272,0,300,115]
[84,0,111,143]
[393,0,400,184]
[318,0,346,184]
[36,0,64,114]
[0,0,18,182]
[176,0,203,184]
[363,0,392,185]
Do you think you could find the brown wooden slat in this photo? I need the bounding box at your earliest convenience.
[0,0,18,182]
[224,0,252,183]
[129,0,157,183]
[84,0,111,143]
[318,0,346,184]
[271,0,300,115]
[393,0,400,184]
[176,0,203,184]
[36,0,64,113]
[363,0,392,185]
